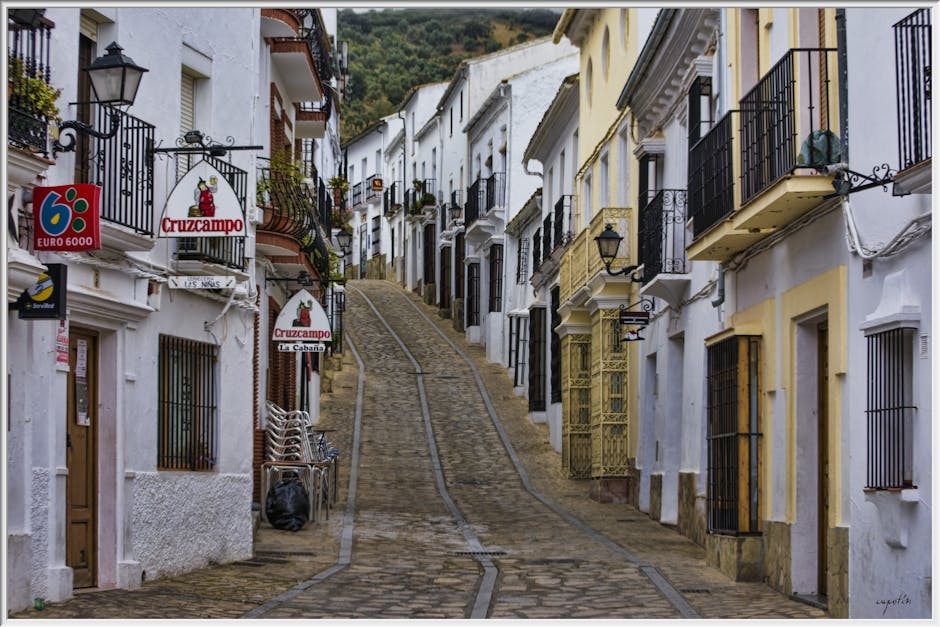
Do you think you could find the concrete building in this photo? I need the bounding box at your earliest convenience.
[6,7,343,612]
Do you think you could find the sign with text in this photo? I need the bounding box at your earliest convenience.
[158,160,247,237]
[371,178,384,192]
[619,310,650,326]
[15,263,67,319]
[271,289,332,343]
[33,184,101,251]
[168,275,237,290]
[277,343,327,353]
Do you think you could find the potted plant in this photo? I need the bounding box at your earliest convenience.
[8,56,61,122]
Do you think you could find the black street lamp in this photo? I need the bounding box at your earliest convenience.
[53,42,148,156]
[334,228,352,257]
[594,223,642,281]
[449,202,463,224]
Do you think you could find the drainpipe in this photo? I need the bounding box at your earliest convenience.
[836,8,849,165]
[710,264,725,308]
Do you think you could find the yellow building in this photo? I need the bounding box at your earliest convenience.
[553,9,647,501]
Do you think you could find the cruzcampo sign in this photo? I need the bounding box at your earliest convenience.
[271,289,332,343]
[158,160,247,237]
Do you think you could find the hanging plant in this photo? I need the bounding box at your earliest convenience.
[328,175,349,197]
[8,56,61,122]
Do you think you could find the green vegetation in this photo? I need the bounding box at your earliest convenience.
[338,8,559,140]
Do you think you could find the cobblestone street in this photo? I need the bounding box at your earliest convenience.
[11,280,827,620]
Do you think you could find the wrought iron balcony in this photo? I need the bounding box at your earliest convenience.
[688,112,734,237]
[350,181,363,207]
[894,9,931,172]
[365,174,380,200]
[383,181,400,215]
[8,14,55,155]
[739,47,838,206]
[540,214,553,267]
[257,157,316,242]
[465,179,483,226]
[303,12,335,86]
[532,228,542,272]
[638,189,689,285]
[553,195,574,250]
[483,172,506,212]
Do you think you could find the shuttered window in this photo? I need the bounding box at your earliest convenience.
[178,71,196,179]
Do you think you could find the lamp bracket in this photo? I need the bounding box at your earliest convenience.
[52,114,121,157]
[150,132,262,159]
[826,162,898,198]
[605,262,643,282]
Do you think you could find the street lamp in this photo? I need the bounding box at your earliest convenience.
[594,223,642,282]
[334,228,352,257]
[53,42,148,156]
[449,202,463,225]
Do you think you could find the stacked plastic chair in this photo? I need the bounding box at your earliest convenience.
[262,402,332,524]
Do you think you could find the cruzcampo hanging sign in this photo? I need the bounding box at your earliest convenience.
[33,184,101,251]
[271,289,332,343]
[158,160,246,238]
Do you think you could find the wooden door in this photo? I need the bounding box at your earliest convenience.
[817,323,829,596]
[67,329,98,588]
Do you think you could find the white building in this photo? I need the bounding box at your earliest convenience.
[6,7,341,612]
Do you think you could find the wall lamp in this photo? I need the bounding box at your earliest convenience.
[594,224,643,282]
[449,203,464,225]
[53,42,148,157]
[333,228,352,258]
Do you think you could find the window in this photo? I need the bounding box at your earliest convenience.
[75,31,95,184]
[618,126,630,206]
[449,106,453,136]
[513,316,529,388]
[361,158,368,185]
[371,216,381,256]
[516,238,529,284]
[467,262,480,326]
[599,153,610,208]
[459,90,464,120]
[158,335,218,471]
[688,76,713,146]
[601,26,610,79]
[375,149,382,175]
[528,307,546,411]
[488,244,503,313]
[706,336,762,534]
[585,58,593,107]
[583,173,593,224]
[455,233,465,299]
[609,371,624,413]
[866,327,916,489]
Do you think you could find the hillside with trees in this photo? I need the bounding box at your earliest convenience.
[338,8,559,140]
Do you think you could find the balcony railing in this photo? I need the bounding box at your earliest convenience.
[85,103,156,235]
[302,13,334,85]
[465,179,483,226]
[383,181,400,215]
[894,9,932,170]
[257,157,315,241]
[178,155,248,269]
[688,112,734,237]
[350,181,363,207]
[532,228,542,272]
[317,177,332,233]
[483,172,506,212]
[8,15,54,154]
[638,189,689,285]
[553,195,574,250]
[739,47,838,206]
[541,214,552,265]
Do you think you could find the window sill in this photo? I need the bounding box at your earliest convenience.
[865,488,921,548]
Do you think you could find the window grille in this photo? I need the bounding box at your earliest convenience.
[528,307,546,411]
[866,327,916,489]
[488,244,503,313]
[439,248,452,310]
[706,336,761,534]
[467,262,480,327]
[158,335,218,471]
[894,9,932,170]
[609,371,624,413]
[516,238,530,284]
[533,229,542,271]
[513,316,529,388]
[455,233,465,299]
[550,286,561,404]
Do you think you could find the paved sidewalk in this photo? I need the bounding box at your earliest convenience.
[9,279,826,621]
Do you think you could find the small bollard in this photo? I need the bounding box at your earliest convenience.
[33,598,45,611]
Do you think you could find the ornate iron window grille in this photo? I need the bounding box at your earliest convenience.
[638,189,689,284]
[516,237,529,284]
[488,244,503,313]
[528,307,546,411]
[688,112,734,238]
[467,262,480,327]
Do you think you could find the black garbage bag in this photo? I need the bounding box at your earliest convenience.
[265,477,309,531]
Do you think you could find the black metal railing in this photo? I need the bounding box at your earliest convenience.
[866,327,916,490]
[639,189,689,284]
[302,13,335,84]
[739,48,837,205]
[553,195,574,249]
[465,179,482,226]
[383,181,400,215]
[483,172,506,212]
[895,9,932,171]
[318,177,332,233]
[257,157,314,241]
[85,104,155,235]
[8,14,54,154]
[688,112,734,237]
[178,155,248,269]
[532,228,542,271]
[541,214,552,264]
[350,181,363,207]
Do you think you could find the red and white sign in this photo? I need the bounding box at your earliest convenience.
[158,161,247,237]
[272,289,332,343]
[33,184,101,251]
